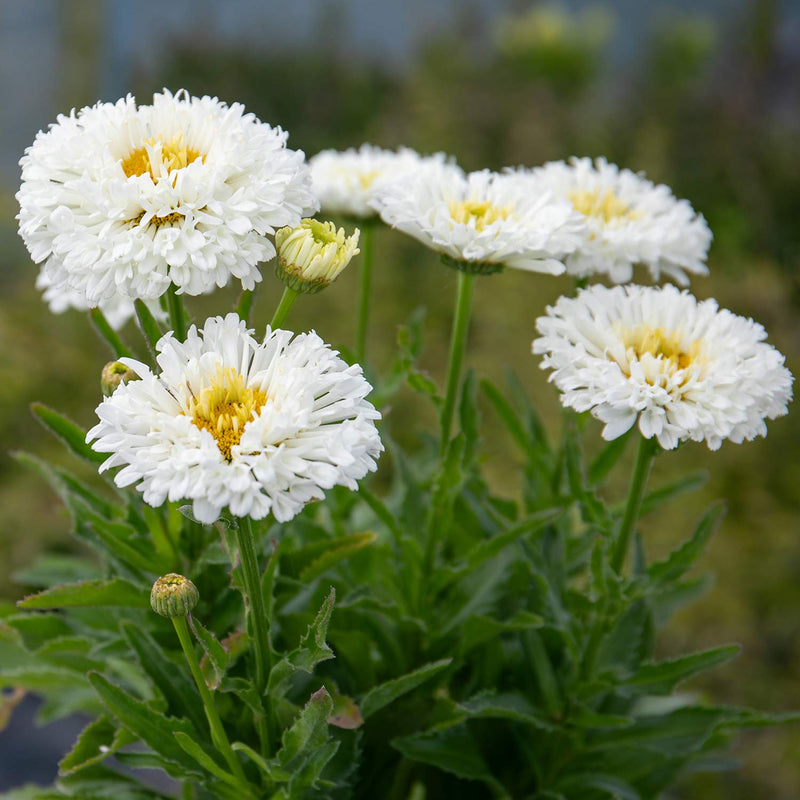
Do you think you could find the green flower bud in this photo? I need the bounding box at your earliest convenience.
[101,361,139,396]
[150,574,199,618]
[275,219,360,294]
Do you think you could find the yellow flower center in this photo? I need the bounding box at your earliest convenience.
[121,134,204,181]
[449,200,511,231]
[186,366,267,461]
[569,189,635,223]
[358,170,381,190]
[618,324,704,386]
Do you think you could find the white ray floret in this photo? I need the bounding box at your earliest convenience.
[520,157,712,284]
[87,313,383,524]
[310,144,449,219]
[371,162,585,273]
[533,284,792,450]
[17,89,317,307]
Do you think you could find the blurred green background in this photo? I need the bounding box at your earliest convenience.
[1,1,798,797]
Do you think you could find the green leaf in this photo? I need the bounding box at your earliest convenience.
[59,716,135,775]
[0,667,87,692]
[81,509,168,575]
[459,369,480,464]
[173,731,239,787]
[626,646,741,694]
[481,379,531,456]
[460,611,544,653]
[648,502,727,585]
[278,686,334,767]
[268,588,335,692]
[134,299,165,357]
[189,618,229,690]
[595,599,654,679]
[122,623,207,734]
[455,691,556,730]
[556,772,640,800]
[30,404,106,464]
[588,429,633,486]
[392,724,506,795]
[567,705,634,730]
[89,307,133,358]
[360,658,452,719]
[639,471,710,518]
[11,554,102,589]
[88,672,205,778]
[281,531,378,583]
[232,741,288,782]
[17,579,149,609]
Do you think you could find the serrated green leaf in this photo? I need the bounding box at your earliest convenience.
[648,502,727,585]
[627,646,741,695]
[556,772,640,800]
[0,667,87,692]
[11,553,102,589]
[567,705,634,730]
[17,579,148,609]
[122,623,207,734]
[595,599,654,680]
[30,403,106,464]
[282,531,378,583]
[460,611,544,653]
[232,741,288,782]
[59,716,135,775]
[481,379,531,456]
[455,691,556,730]
[278,686,334,767]
[268,588,335,692]
[88,672,204,778]
[360,658,451,719]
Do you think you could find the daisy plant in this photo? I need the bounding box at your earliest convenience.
[4,90,796,800]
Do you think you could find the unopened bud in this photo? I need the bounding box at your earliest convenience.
[101,361,139,396]
[150,574,199,618]
[275,219,360,294]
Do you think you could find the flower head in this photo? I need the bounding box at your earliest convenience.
[275,219,360,293]
[151,574,199,617]
[533,284,792,450]
[17,89,316,307]
[101,360,140,396]
[372,162,585,274]
[521,157,711,284]
[310,145,448,219]
[87,313,382,523]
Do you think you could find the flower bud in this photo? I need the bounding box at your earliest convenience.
[275,219,360,294]
[101,361,139,396]
[150,574,199,618]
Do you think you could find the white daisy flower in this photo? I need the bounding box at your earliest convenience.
[17,89,317,307]
[371,162,585,274]
[309,144,447,219]
[533,284,792,450]
[520,157,712,284]
[87,313,383,524]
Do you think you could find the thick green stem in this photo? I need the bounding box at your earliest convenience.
[235,517,272,754]
[235,289,255,324]
[355,224,375,362]
[172,615,249,788]
[440,271,476,455]
[610,436,659,573]
[166,284,189,340]
[270,286,299,329]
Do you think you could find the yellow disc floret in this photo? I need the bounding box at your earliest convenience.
[122,134,204,181]
[617,324,705,387]
[569,189,635,223]
[186,366,267,461]
[448,200,512,231]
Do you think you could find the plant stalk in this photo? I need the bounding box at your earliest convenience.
[270,286,298,329]
[172,615,249,788]
[610,436,658,573]
[440,270,476,455]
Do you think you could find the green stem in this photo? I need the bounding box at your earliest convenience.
[172,615,249,788]
[166,284,189,340]
[235,289,255,325]
[235,517,272,754]
[440,271,476,455]
[270,286,299,328]
[88,308,132,358]
[355,224,375,362]
[610,436,659,573]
